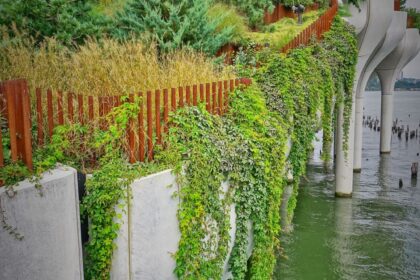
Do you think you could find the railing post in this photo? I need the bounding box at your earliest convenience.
[3,79,33,170]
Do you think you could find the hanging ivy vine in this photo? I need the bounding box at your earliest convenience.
[0,15,358,280]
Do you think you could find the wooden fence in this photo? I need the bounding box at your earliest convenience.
[0,78,251,173]
[0,1,341,174]
[281,0,338,53]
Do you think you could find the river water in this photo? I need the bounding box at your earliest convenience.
[276,91,420,280]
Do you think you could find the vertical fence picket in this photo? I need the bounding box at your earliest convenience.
[88,96,94,122]
[0,87,4,171]
[138,92,145,162]
[186,86,191,106]
[205,83,211,112]
[20,80,33,170]
[212,82,217,114]
[218,81,223,115]
[171,88,177,112]
[128,94,136,163]
[57,91,64,125]
[36,88,44,146]
[223,80,229,113]
[47,89,54,138]
[199,84,205,102]
[0,126,3,169]
[99,97,104,129]
[164,89,169,134]
[193,85,198,106]
[178,87,184,108]
[147,91,153,161]
[155,90,162,145]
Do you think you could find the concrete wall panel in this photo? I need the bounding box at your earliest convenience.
[0,166,83,280]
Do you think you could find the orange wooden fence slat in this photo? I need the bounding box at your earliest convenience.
[205,83,211,112]
[88,96,94,121]
[128,94,136,163]
[36,88,44,146]
[147,91,153,161]
[199,84,205,102]
[223,80,229,113]
[19,80,33,170]
[171,88,177,112]
[47,89,54,138]
[193,85,198,106]
[155,89,162,145]
[218,81,223,115]
[186,86,191,106]
[178,87,184,108]
[98,96,104,129]
[138,92,145,162]
[212,82,217,114]
[0,126,3,168]
[163,89,169,134]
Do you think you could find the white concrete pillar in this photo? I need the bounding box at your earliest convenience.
[353,9,405,171]
[336,0,393,194]
[335,99,356,197]
[353,96,364,172]
[380,92,394,153]
[376,29,420,154]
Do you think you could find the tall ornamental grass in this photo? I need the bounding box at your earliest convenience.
[0,33,235,96]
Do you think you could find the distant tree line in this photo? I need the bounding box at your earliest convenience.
[366,74,420,91]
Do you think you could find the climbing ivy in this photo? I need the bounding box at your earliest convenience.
[0,15,357,280]
[152,84,287,279]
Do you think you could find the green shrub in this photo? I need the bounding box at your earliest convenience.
[207,3,249,43]
[0,0,109,47]
[220,0,274,28]
[113,0,233,55]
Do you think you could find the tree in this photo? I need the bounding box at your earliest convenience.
[113,0,233,55]
[0,0,108,47]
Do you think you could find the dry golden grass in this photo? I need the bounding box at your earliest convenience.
[0,33,235,96]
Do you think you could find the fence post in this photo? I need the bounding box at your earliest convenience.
[3,79,33,170]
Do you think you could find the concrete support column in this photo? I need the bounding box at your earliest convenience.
[353,96,364,172]
[376,29,420,154]
[335,99,356,197]
[380,93,394,153]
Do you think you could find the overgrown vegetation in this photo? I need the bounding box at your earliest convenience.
[0,35,234,95]
[0,1,358,279]
[247,10,321,50]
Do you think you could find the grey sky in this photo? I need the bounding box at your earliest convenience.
[404,0,420,78]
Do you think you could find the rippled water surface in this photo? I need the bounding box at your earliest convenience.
[275,91,420,280]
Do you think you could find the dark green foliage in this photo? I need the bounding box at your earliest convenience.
[280,0,315,7]
[406,8,420,29]
[0,0,109,47]
[221,0,274,28]
[113,0,233,55]
[155,84,287,279]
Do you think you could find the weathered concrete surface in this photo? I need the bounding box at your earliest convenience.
[354,11,407,171]
[111,169,254,279]
[376,29,420,153]
[336,0,393,196]
[131,169,180,279]
[0,166,83,280]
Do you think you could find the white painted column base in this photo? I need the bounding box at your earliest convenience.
[335,101,355,198]
[380,93,394,153]
[353,96,364,173]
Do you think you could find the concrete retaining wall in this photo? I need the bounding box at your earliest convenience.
[111,169,254,280]
[0,166,83,280]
